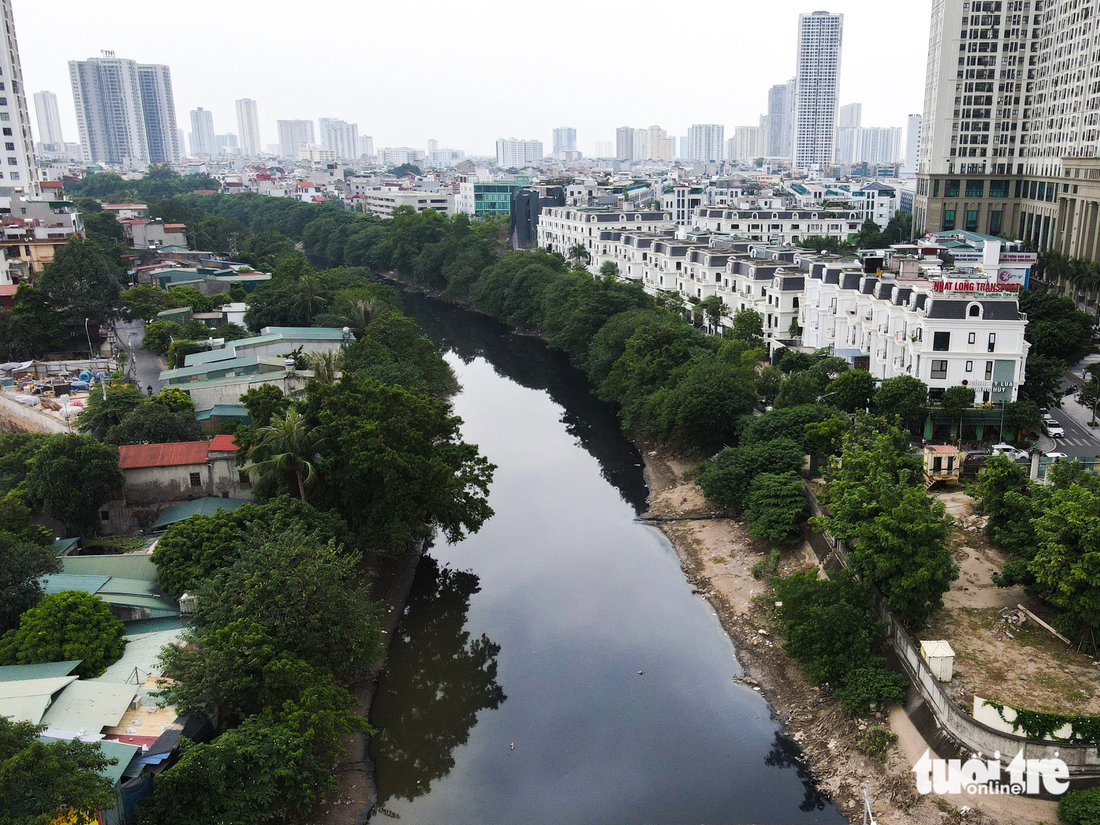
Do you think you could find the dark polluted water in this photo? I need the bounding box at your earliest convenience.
[367,291,847,825]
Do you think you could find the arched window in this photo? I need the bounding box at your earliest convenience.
[967,302,983,319]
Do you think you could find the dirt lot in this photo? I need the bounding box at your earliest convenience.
[642,448,1059,825]
[926,489,1100,717]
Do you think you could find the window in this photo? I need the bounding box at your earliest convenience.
[6,158,15,166]
[943,209,956,230]
[968,305,981,318]
[3,143,10,151]
[987,332,996,352]
[968,332,976,343]
[989,210,1003,235]
[965,180,985,197]
[965,360,974,372]
[189,472,202,487]
[238,470,251,485]
[931,360,949,379]
[933,331,951,351]
[989,179,1010,197]
[933,179,941,197]
[965,210,979,231]
[100,510,110,522]
[947,180,961,197]
[1,129,9,136]
[985,361,994,379]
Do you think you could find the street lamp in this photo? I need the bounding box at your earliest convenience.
[84,318,94,360]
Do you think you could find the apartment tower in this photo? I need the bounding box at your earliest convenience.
[235,98,261,156]
[189,108,216,156]
[913,0,1100,258]
[33,91,65,151]
[277,120,315,157]
[793,10,844,171]
[1,0,37,193]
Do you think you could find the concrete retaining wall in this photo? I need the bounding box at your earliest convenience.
[0,392,70,434]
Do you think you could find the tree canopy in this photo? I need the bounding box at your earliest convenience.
[0,590,126,678]
[24,436,123,531]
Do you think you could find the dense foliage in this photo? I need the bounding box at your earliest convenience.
[0,590,126,678]
[0,716,115,825]
[24,436,123,531]
[771,571,909,714]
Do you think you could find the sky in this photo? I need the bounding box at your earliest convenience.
[18,0,933,159]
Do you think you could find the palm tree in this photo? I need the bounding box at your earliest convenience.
[290,274,330,325]
[341,298,383,339]
[567,243,591,267]
[244,408,326,500]
[305,350,341,385]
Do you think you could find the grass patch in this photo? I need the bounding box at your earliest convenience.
[752,549,781,579]
[856,725,897,762]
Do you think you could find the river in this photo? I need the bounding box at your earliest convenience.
[366,290,847,825]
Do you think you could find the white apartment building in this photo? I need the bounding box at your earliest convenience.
[358,136,374,159]
[853,182,898,228]
[189,108,216,156]
[33,91,65,151]
[277,120,315,158]
[353,187,455,218]
[319,118,359,160]
[800,262,1028,403]
[299,145,336,163]
[137,64,180,163]
[1,1,36,194]
[687,124,725,162]
[496,138,543,168]
[377,147,426,167]
[860,127,902,165]
[905,114,922,174]
[691,207,863,245]
[731,126,765,162]
[552,127,577,154]
[764,80,796,158]
[235,99,261,156]
[793,10,844,171]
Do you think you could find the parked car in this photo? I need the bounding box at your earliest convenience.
[1045,451,1069,461]
[991,443,1029,461]
[1041,409,1053,421]
[1044,420,1066,438]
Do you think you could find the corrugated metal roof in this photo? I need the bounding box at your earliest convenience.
[63,554,158,583]
[118,441,210,469]
[53,537,81,555]
[42,574,110,595]
[41,681,137,732]
[152,496,249,530]
[208,434,238,452]
[0,661,81,682]
[194,404,250,422]
[0,695,52,723]
[95,624,184,685]
[0,676,79,699]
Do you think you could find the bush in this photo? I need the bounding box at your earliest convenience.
[751,549,781,579]
[836,665,909,715]
[1059,787,1100,825]
[697,438,804,510]
[856,724,899,762]
[745,472,807,544]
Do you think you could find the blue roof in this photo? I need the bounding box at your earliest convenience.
[42,574,111,595]
[195,404,251,422]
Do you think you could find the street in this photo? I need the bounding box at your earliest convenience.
[1047,363,1100,459]
[113,319,166,394]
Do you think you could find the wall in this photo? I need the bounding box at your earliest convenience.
[0,392,70,434]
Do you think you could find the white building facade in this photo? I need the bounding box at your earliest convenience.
[793,10,843,171]
[189,108,216,156]
[687,124,725,162]
[319,118,359,160]
[235,98,261,157]
[33,90,65,151]
[277,120,315,158]
[496,138,543,168]
[1,0,36,194]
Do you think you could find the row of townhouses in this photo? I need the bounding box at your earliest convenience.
[538,205,1029,403]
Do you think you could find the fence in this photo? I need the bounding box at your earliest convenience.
[805,489,1100,777]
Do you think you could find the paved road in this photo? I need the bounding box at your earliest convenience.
[1045,362,1100,459]
[113,320,166,394]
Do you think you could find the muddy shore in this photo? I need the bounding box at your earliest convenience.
[638,446,1037,825]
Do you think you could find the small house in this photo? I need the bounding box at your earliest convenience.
[923,444,965,489]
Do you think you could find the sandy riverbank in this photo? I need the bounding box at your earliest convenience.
[640,446,1058,825]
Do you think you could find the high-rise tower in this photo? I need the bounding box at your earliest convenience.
[33,91,65,151]
[2,0,38,193]
[793,10,843,172]
[235,99,261,156]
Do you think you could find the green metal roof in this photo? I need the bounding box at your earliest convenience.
[62,554,158,583]
[194,404,250,422]
[0,661,81,682]
[152,496,250,530]
[43,574,111,595]
[0,696,53,724]
[95,623,184,685]
[0,676,79,723]
[40,681,138,732]
[93,740,140,786]
[53,537,81,555]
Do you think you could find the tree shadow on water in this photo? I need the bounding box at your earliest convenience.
[369,556,506,810]
[764,731,835,813]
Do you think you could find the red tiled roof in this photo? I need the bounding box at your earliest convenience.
[162,223,186,230]
[118,441,210,470]
[209,434,239,452]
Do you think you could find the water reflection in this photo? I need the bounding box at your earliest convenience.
[370,556,506,810]
[394,287,651,514]
[764,732,834,813]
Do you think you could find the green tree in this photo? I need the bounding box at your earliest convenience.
[152,497,351,600]
[36,237,123,325]
[24,436,123,531]
[825,369,876,413]
[599,261,620,279]
[744,471,807,544]
[1020,289,1093,358]
[75,384,147,436]
[4,285,65,358]
[874,375,929,424]
[729,308,764,344]
[567,243,591,267]
[697,438,805,509]
[158,532,383,720]
[971,454,1043,580]
[299,374,495,552]
[0,590,126,678]
[0,716,115,825]
[119,285,178,321]
[1003,400,1041,441]
[104,401,202,445]
[244,408,326,500]
[140,319,184,355]
[696,295,730,331]
[1028,485,1100,638]
[0,433,48,496]
[1019,354,1067,410]
[0,520,59,634]
[940,385,976,440]
[773,371,822,408]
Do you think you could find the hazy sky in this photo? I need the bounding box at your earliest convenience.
[19,0,933,158]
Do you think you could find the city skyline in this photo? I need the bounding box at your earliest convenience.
[18,0,931,159]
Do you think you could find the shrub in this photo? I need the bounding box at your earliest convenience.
[1059,787,1100,825]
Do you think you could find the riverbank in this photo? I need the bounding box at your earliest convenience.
[640,446,1020,825]
[315,544,424,825]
